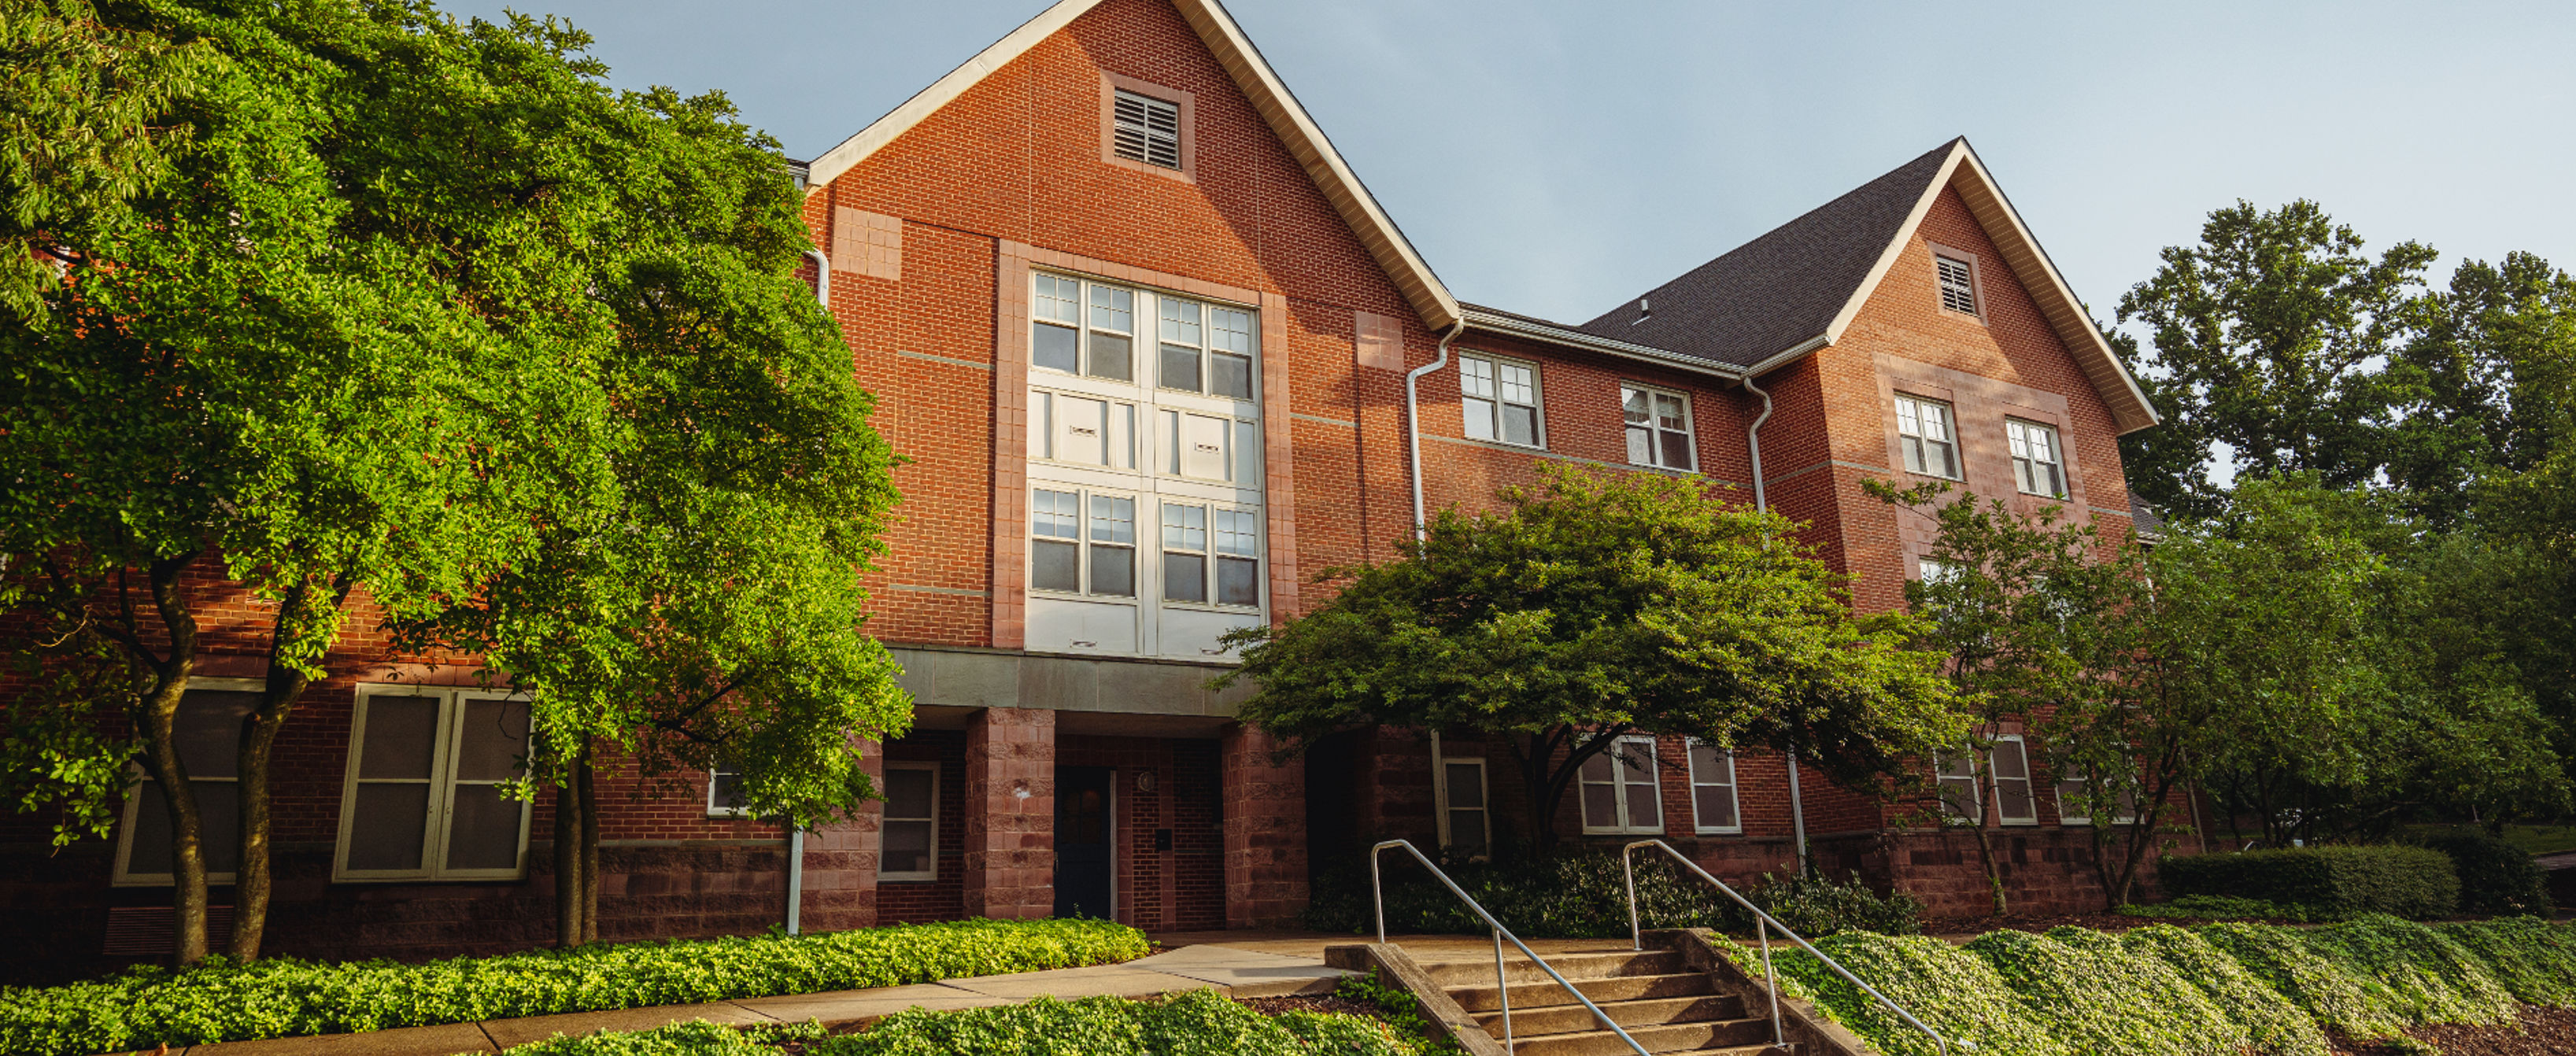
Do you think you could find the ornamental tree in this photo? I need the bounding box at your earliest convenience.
[1217,466,1964,857]
[0,0,902,962]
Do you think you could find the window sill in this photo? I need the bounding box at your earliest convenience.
[1156,600,1262,615]
[1462,434,1548,453]
[881,873,938,884]
[1694,828,1745,836]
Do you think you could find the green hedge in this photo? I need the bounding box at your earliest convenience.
[1764,917,2576,1055]
[1305,851,1920,939]
[2160,845,2460,918]
[0,918,1148,1056]
[497,990,1427,1056]
[2416,831,2552,914]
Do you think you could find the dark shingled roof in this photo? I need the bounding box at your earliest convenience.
[1576,139,1959,368]
[2128,494,2168,538]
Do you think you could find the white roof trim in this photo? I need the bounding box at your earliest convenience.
[799,0,1461,331]
[1805,139,2161,435]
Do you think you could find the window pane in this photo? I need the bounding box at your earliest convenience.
[1159,297,1202,344]
[1695,785,1739,830]
[453,700,530,782]
[1091,546,1134,597]
[1034,489,1080,538]
[1036,275,1080,323]
[1462,398,1495,440]
[1998,778,2036,824]
[1655,394,1687,430]
[1991,740,2030,781]
[709,767,745,814]
[1162,504,1206,550]
[1626,426,1652,465]
[1159,344,1201,392]
[1218,556,1258,606]
[1690,744,1727,782]
[1034,323,1079,373]
[1214,509,1258,556]
[443,783,523,871]
[1462,357,1495,399]
[1923,404,1951,442]
[1502,404,1537,446]
[1445,763,1485,810]
[1087,333,1132,382]
[359,696,441,781]
[1582,784,1618,829]
[1090,286,1133,331]
[1032,540,1079,592]
[1659,428,1694,471]
[1210,352,1252,399]
[175,691,257,778]
[885,819,933,875]
[1622,388,1650,424]
[1210,308,1252,353]
[886,767,935,820]
[1499,364,1535,404]
[1163,552,1206,603]
[1624,781,1660,830]
[346,782,431,871]
[128,780,241,874]
[1580,751,1615,781]
[1447,810,1488,853]
[1089,495,1135,545]
[1896,397,1921,436]
[1902,436,1926,474]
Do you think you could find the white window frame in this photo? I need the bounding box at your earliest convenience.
[333,685,534,883]
[1685,739,1742,836]
[112,677,264,887]
[880,761,940,881]
[1579,735,1665,836]
[1460,352,1545,449]
[1436,756,1491,857]
[1989,734,2039,827]
[1935,253,1979,316]
[1029,486,1140,600]
[2005,419,2068,498]
[706,759,750,818]
[2057,762,2141,828]
[1158,500,1262,611]
[1894,393,1961,480]
[1934,749,1980,824]
[1153,296,1257,401]
[1621,385,1697,471]
[1111,88,1181,169]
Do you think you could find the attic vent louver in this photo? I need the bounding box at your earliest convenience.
[1936,255,1978,315]
[1112,90,1181,169]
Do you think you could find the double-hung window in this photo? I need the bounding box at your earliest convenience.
[1621,385,1695,471]
[1032,487,1137,597]
[1439,757,1490,855]
[2057,762,2140,827]
[334,687,533,881]
[113,682,259,885]
[1988,735,2038,826]
[1032,275,1135,382]
[1157,297,1255,400]
[1936,254,1979,316]
[1111,89,1181,169]
[707,759,751,818]
[881,762,939,881]
[1894,394,1961,478]
[1461,353,1542,447]
[1159,503,1261,607]
[1934,750,1980,823]
[1579,736,1663,835]
[1686,740,1741,835]
[2005,419,2066,497]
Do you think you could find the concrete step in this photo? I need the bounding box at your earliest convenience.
[1415,949,1688,987]
[1444,971,1716,1013]
[1470,994,1748,1036]
[1499,1016,1778,1056]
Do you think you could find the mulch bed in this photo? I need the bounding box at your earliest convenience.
[2329,1003,2576,1054]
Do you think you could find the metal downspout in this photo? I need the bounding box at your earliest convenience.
[1743,371,1809,874]
[1407,321,1468,540]
[785,246,829,936]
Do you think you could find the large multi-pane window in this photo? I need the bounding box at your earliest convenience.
[881,762,939,881]
[1461,353,1542,447]
[334,687,532,882]
[1026,271,1265,657]
[113,684,259,885]
[1579,736,1663,835]
[1686,740,1741,835]
[2005,419,2066,497]
[1894,394,1961,478]
[1621,385,1695,471]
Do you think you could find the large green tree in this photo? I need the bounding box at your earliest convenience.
[1216,467,1964,856]
[0,0,902,963]
[2386,253,2576,526]
[2114,200,2435,521]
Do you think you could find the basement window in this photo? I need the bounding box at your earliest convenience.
[1112,90,1181,169]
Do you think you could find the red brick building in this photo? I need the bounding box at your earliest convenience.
[6,0,2182,977]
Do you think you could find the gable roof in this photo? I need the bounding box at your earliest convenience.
[797,0,1461,331]
[1577,138,2160,434]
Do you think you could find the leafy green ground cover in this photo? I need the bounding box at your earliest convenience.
[497,988,1428,1056]
[0,918,1148,1056]
[1766,916,2576,1055]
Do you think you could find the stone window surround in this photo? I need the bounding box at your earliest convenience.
[1099,72,1196,183]
[1926,240,1987,323]
[993,242,1297,650]
[1873,353,2090,583]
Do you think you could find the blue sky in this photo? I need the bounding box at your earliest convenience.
[440,0,2574,332]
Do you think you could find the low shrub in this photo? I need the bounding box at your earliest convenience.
[2118,924,2328,1056]
[2121,895,2344,922]
[2416,831,2552,914]
[1304,851,1919,940]
[2160,845,2460,919]
[0,917,1149,1056]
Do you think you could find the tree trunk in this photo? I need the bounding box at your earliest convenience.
[1972,768,2008,917]
[578,749,600,944]
[1514,726,1623,862]
[128,553,208,965]
[231,585,324,962]
[554,744,586,948]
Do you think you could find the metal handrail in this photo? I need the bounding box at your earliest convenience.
[1622,838,1950,1055]
[1370,840,1651,1056]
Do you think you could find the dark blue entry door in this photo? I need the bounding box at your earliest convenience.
[1053,766,1113,918]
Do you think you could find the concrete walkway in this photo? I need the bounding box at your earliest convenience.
[161,939,1357,1056]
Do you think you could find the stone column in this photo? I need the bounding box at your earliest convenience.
[798,739,881,932]
[1221,723,1308,929]
[963,707,1055,918]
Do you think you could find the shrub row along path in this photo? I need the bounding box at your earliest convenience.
[150,933,1358,1056]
